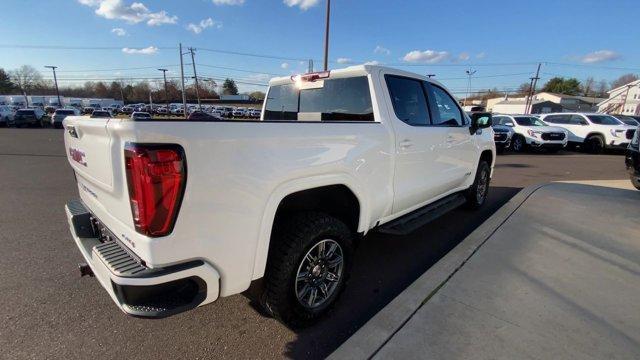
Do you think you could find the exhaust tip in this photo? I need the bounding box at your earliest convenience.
[78,263,94,277]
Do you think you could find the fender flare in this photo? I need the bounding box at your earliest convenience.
[250,174,368,280]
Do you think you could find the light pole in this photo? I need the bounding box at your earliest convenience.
[45,65,62,108]
[323,0,331,71]
[158,68,169,107]
[464,69,476,107]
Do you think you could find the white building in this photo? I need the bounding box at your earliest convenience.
[486,91,605,114]
[597,79,640,115]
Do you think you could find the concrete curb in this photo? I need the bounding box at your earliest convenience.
[329,183,549,360]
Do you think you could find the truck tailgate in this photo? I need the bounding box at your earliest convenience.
[63,116,136,241]
[64,116,115,188]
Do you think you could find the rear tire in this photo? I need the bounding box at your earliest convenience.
[464,161,491,209]
[585,135,604,154]
[262,212,353,327]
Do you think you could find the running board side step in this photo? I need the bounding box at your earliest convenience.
[377,193,467,235]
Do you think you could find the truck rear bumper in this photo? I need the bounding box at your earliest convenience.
[65,199,220,318]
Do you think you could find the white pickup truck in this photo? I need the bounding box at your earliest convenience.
[64,65,495,325]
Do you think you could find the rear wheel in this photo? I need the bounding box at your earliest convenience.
[464,160,491,209]
[585,135,604,154]
[262,212,353,327]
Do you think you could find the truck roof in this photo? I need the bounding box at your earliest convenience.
[268,64,445,88]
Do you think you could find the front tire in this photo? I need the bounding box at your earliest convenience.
[585,135,604,154]
[464,160,491,209]
[262,212,353,327]
[631,175,640,191]
[511,135,526,152]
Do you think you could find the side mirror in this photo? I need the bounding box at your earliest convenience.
[580,120,588,126]
[471,112,492,134]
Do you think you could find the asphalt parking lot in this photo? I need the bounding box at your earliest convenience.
[0,128,630,359]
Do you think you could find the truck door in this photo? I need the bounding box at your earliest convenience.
[384,75,453,213]
[424,82,476,190]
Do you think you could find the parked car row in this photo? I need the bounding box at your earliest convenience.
[489,112,637,154]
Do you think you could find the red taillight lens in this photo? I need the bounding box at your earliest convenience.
[124,144,186,237]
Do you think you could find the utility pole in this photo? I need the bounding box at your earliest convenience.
[525,63,541,114]
[179,43,188,117]
[189,47,202,111]
[158,68,169,107]
[323,0,331,71]
[45,65,62,108]
[464,69,476,107]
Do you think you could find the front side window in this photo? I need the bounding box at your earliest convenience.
[587,115,622,125]
[385,75,430,126]
[427,84,463,126]
[264,76,374,121]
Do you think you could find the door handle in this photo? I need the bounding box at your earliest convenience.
[399,139,413,149]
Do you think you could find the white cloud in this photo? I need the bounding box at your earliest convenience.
[403,50,450,64]
[374,45,390,55]
[457,52,470,61]
[283,0,320,11]
[281,62,290,69]
[111,27,127,36]
[122,46,158,55]
[212,0,244,4]
[187,18,221,34]
[476,52,486,59]
[336,57,352,64]
[579,50,620,64]
[78,0,177,26]
[364,60,381,66]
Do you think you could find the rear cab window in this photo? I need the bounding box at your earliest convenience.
[264,76,374,121]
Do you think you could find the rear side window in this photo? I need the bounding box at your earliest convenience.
[264,76,374,121]
[385,75,430,126]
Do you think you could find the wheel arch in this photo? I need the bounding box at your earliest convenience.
[251,175,367,280]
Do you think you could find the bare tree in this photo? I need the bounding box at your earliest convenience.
[610,73,639,90]
[9,65,43,106]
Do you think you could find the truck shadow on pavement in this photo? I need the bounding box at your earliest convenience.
[245,185,523,359]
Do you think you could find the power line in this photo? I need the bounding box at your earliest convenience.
[544,62,640,71]
[197,47,307,62]
[56,65,182,73]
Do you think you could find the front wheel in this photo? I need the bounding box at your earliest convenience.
[631,175,640,191]
[262,212,353,327]
[464,160,491,209]
[585,135,604,154]
[511,135,526,152]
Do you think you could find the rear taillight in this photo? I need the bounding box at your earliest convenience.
[124,144,186,237]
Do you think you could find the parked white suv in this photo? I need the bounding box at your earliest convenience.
[493,114,568,152]
[63,65,495,325]
[0,105,15,126]
[540,113,635,153]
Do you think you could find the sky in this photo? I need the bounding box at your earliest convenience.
[1,0,639,95]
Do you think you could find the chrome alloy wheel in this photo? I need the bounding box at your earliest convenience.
[294,239,344,309]
[476,167,489,204]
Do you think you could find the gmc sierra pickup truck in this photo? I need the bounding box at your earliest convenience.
[64,65,495,325]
